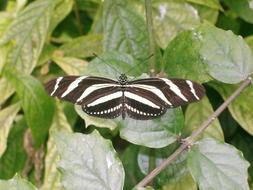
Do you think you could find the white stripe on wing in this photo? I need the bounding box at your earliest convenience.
[124,91,160,109]
[87,91,123,107]
[161,78,188,102]
[186,80,199,100]
[61,76,87,97]
[76,83,119,103]
[126,84,172,106]
[51,77,63,96]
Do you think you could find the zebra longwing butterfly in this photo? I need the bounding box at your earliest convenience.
[45,74,205,120]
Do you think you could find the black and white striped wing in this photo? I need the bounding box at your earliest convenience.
[124,86,167,119]
[45,76,123,119]
[125,78,205,119]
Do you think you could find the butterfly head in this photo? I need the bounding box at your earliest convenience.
[119,73,128,85]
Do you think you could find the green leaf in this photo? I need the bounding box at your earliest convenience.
[138,147,197,190]
[90,3,103,34]
[41,102,72,190]
[0,43,9,72]
[4,70,55,148]
[208,82,253,136]
[52,55,88,75]
[37,43,56,66]
[245,35,253,52]
[0,12,12,37]
[184,96,224,140]
[192,4,219,24]
[120,108,184,148]
[54,131,125,190]
[0,102,21,157]
[231,132,253,180]
[0,77,14,104]
[48,0,74,35]
[75,105,118,130]
[103,0,148,60]
[132,187,154,190]
[121,145,144,190]
[187,0,222,10]
[152,0,200,49]
[0,117,27,179]
[163,30,210,83]
[223,0,253,24]
[216,11,240,34]
[59,34,103,58]
[198,24,253,84]
[1,0,58,74]
[187,138,250,190]
[0,174,37,190]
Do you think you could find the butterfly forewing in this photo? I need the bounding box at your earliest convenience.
[128,78,205,108]
[45,76,117,104]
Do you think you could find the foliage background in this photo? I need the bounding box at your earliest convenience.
[0,0,253,189]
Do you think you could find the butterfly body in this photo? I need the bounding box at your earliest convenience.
[45,74,205,120]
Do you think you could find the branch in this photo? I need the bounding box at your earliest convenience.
[145,0,156,76]
[136,77,252,188]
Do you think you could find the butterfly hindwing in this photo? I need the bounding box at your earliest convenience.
[81,88,123,119]
[124,86,167,119]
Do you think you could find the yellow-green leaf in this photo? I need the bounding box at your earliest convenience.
[0,102,21,157]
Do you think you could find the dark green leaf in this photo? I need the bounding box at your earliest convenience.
[231,132,253,180]
[187,138,250,190]
[54,131,125,190]
[163,30,210,83]
[120,108,184,148]
[4,70,55,148]
[132,187,154,190]
[198,24,253,83]
[0,117,27,179]
[208,82,253,136]
[216,11,241,35]
[59,34,103,58]
[103,0,148,60]
[0,174,37,190]
[121,145,144,190]
[184,96,224,140]
[223,0,253,24]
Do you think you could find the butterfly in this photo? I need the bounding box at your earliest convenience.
[45,74,205,120]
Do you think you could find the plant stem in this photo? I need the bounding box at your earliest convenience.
[145,0,156,76]
[136,77,252,188]
[74,0,83,35]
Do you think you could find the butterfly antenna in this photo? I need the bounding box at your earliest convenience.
[125,54,154,77]
[92,53,121,78]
